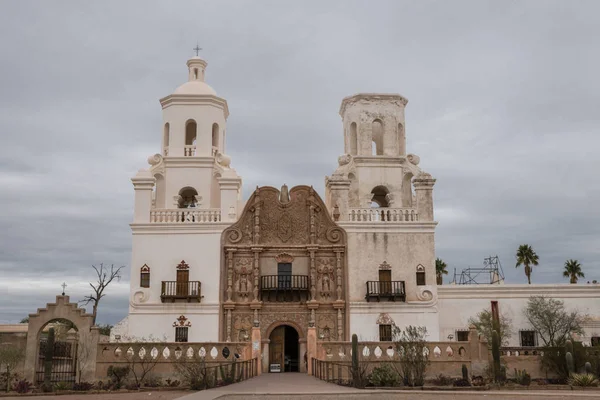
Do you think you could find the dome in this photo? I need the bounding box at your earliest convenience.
[173,80,217,96]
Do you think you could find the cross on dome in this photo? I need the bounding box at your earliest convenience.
[193,44,202,56]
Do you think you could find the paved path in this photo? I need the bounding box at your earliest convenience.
[175,373,600,400]
[1,391,189,400]
[176,373,355,399]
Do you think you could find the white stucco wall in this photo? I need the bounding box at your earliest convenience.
[126,226,229,342]
[438,284,600,346]
[350,303,440,341]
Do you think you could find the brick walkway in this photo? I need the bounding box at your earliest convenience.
[175,373,600,400]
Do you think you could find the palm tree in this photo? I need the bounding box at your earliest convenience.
[563,259,584,284]
[515,244,539,284]
[435,258,448,285]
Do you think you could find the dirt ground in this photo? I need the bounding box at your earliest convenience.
[0,391,190,400]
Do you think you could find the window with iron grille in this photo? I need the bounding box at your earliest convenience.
[520,330,536,347]
[416,271,426,286]
[379,324,392,342]
[140,272,150,288]
[456,330,469,342]
[175,327,188,343]
[591,336,600,347]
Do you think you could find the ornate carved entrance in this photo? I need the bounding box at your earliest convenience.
[221,185,348,372]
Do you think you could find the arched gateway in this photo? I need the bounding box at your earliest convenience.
[221,185,348,373]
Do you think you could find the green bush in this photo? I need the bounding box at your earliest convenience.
[54,381,72,391]
[12,380,32,394]
[541,342,590,378]
[369,363,401,387]
[568,373,598,387]
[453,378,471,387]
[72,381,94,391]
[431,373,453,386]
[513,369,531,386]
[107,365,130,389]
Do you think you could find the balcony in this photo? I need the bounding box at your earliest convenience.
[150,209,221,223]
[348,208,418,222]
[161,281,202,303]
[260,275,309,302]
[365,281,406,302]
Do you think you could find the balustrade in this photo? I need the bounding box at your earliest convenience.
[260,275,309,302]
[150,209,221,223]
[161,281,201,302]
[184,145,196,156]
[347,208,418,222]
[365,281,405,302]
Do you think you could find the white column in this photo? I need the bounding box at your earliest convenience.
[218,170,243,222]
[131,170,155,223]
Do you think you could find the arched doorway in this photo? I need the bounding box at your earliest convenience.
[269,325,299,373]
[35,319,79,385]
[24,295,98,383]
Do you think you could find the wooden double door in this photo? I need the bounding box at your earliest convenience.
[269,325,299,372]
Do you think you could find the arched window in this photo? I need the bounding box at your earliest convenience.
[163,123,170,155]
[185,120,197,146]
[416,265,426,286]
[153,173,165,208]
[349,122,358,155]
[398,123,405,155]
[372,119,384,156]
[212,123,219,151]
[401,173,414,207]
[140,264,150,288]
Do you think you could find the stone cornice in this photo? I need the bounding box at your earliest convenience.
[164,157,216,168]
[130,223,232,234]
[340,93,408,116]
[338,222,437,233]
[349,301,438,312]
[352,156,407,167]
[438,284,600,299]
[159,94,229,118]
[129,302,220,312]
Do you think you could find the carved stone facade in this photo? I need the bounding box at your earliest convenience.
[220,185,348,343]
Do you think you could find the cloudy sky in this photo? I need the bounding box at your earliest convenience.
[1,1,599,325]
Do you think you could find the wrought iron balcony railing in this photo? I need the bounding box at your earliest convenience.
[365,281,406,302]
[260,275,309,302]
[161,281,202,303]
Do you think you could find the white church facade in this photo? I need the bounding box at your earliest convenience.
[114,56,600,370]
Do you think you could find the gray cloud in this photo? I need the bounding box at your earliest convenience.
[1,0,599,324]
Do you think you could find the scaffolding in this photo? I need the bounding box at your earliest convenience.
[451,255,505,285]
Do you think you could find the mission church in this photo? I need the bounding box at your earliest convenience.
[113,55,600,373]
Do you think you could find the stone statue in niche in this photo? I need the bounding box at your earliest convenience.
[318,314,335,341]
[317,258,335,299]
[233,314,252,341]
[235,258,253,300]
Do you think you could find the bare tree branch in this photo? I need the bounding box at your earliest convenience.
[79,263,124,325]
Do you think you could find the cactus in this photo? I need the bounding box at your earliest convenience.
[514,368,531,386]
[566,352,575,376]
[565,340,573,355]
[462,364,469,381]
[492,329,501,382]
[351,333,359,385]
[584,361,592,374]
[43,328,55,391]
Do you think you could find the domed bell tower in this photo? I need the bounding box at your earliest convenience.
[132,55,242,223]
